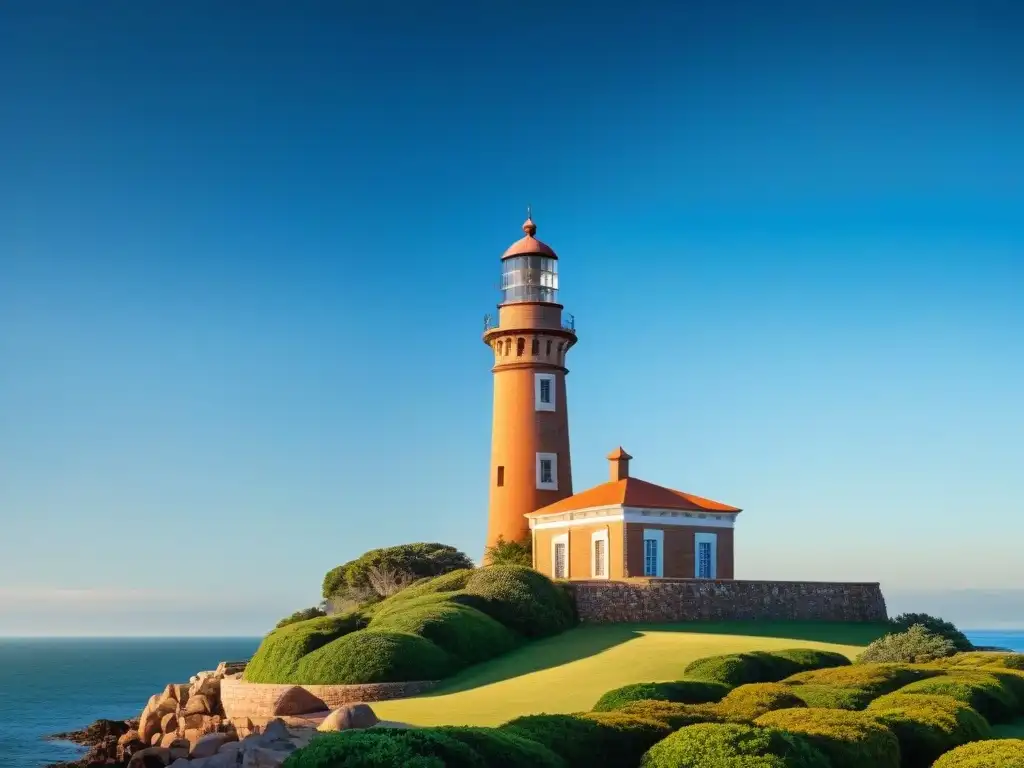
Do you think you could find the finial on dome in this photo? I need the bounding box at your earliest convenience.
[523,204,536,236]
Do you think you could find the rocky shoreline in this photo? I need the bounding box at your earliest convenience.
[45,660,400,768]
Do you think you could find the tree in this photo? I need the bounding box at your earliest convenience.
[275,606,327,629]
[322,542,474,602]
[888,613,973,651]
[485,535,532,567]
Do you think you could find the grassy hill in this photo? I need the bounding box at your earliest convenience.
[372,620,889,726]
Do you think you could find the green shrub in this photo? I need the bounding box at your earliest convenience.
[581,712,672,767]
[617,700,725,729]
[931,739,1024,767]
[684,649,849,689]
[895,672,1019,722]
[755,708,900,768]
[768,648,852,674]
[275,606,328,629]
[293,630,452,684]
[501,712,667,768]
[932,651,1017,669]
[462,565,575,638]
[322,543,474,600]
[715,683,808,721]
[684,653,775,687]
[431,726,565,768]
[857,625,957,664]
[782,662,938,697]
[244,613,366,683]
[888,613,973,651]
[1003,654,1024,670]
[640,722,831,768]
[499,714,611,768]
[592,680,730,712]
[484,535,533,567]
[368,596,519,666]
[281,728,483,768]
[367,570,475,614]
[867,693,992,768]
[789,684,874,710]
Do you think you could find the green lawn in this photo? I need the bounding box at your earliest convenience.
[372,621,888,727]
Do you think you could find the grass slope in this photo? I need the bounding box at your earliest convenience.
[372,621,888,727]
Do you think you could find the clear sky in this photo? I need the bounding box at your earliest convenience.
[2,1,1022,636]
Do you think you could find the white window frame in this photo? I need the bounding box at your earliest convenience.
[695,532,717,579]
[551,532,569,579]
[643,529,664,577]
[591,529,610,579]
[535,373,556,412]
[536,452,558,490]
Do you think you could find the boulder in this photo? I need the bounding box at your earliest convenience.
[191,731,235,759]
[159,733,179,748]
[192,675,221,699]
[317,704,379,732]
[181,712,206,729]
[139,710,162,745]
[270,686,328,717]
[159,712,177,735]
[168,737,191,761]
[183,727,202,747]
[260,719,290,744]
[127,746,172,768]
[184,693,213,716]
[156,694,178,716]
[150,732,163,746]
[174,683,191,706]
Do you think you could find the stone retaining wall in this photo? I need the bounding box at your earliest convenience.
[569,579,888,623]
[220,678,438,720]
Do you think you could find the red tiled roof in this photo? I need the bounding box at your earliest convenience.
[525,476,742,517]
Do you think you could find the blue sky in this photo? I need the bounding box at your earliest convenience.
[1,1,1022,635]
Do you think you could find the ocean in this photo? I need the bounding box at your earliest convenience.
[0,638,260,768]
[0,631,1021,768]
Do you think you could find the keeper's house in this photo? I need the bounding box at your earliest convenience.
[525,448,742,581]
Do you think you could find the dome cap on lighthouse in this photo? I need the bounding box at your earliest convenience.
[502,210,558,259]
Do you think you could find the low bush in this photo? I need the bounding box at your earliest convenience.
[788,684,874,710]
[431,726,565,768]
[1003,654,1024,670]
[244,613,366,683]
[617,700,725,729]
[592,680,730,712]
[462,565,575,638]
[715,683,808,721]
[368,596,519,666]
[684,649,852,688]
[931,739,1024,767]
[280,728,484,768]
[857,624,957,664]
[500,713,610,767]
[895,672,1019,722]
[501,712,668,768]
[293,630,452,685]
[322,542,474,602]
[755,708,901,768]
[867,694,994,768]
[888,613,973,652]
[581,712,673,767]
[684,653,776,687]
[782,662,938,697]
[768,648,852,674]
[275,606,328,629]
[640,722,831,768]
[367,570,475,615]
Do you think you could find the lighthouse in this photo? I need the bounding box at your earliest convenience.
[482,213,577,553]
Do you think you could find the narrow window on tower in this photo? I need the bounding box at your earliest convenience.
[535,373,556,412]
[546,339,552,356]
[516,337,525,357]
[496,466,504,487]
[536,452,558,490]
[531,338,539,356]
[505,339,511,355]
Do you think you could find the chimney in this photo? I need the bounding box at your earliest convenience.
[607,447,633,482]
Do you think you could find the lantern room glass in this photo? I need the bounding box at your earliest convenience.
[501,255,559,304]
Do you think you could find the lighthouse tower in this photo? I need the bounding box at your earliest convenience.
[483,213,577,552]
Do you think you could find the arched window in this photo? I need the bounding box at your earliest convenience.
[516,337,525,357]
[505,338,511,355]
[546,339,552,356]
[531,338,539,356]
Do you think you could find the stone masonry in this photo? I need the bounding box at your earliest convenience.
[569,579,888,623]
[220,678,438,721]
